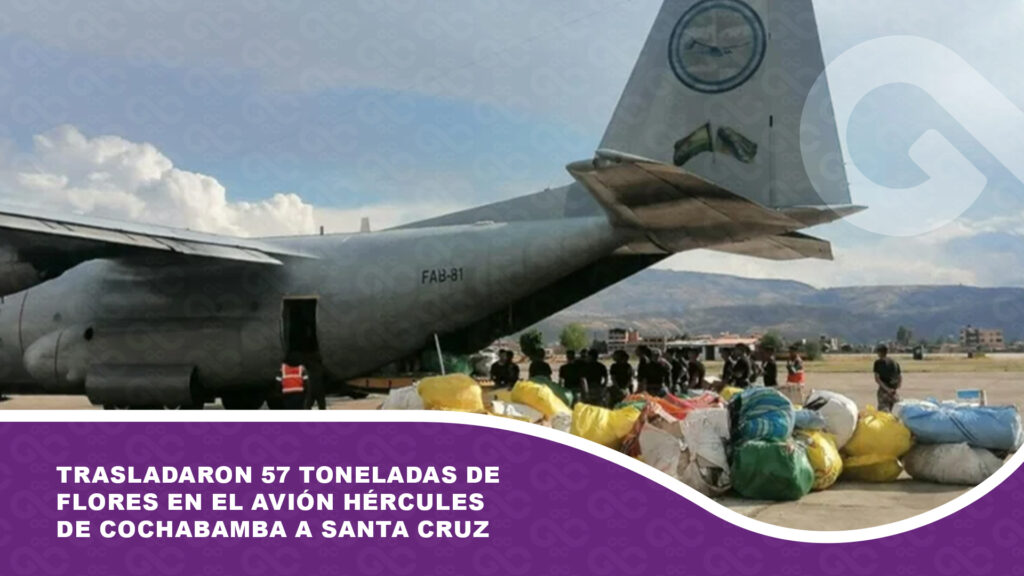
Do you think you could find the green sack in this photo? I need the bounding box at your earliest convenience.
[731,440,814,501]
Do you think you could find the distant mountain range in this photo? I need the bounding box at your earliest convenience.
[526,270,1024,345]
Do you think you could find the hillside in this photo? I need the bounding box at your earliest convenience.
[526,271,1024,344]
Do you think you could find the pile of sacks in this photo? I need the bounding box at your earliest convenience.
[379,375,1017,493]
[894,401,1021,485]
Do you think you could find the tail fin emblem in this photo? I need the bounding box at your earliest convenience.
[668,0,767,94]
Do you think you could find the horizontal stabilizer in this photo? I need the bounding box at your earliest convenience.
[710,232,834,261]
[567,150,858,254]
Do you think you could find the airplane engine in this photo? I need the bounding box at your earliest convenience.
[22,325,92,394]
[21,321,263,406]
[0,260,47,295]
[85,364,199,408]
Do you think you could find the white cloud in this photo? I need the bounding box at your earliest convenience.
[0,125,317,237]
[0,125,475,238]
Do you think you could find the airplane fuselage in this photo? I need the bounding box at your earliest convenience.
[0,217,626,406]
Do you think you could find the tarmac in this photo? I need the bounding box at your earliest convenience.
[1,371,1018,531]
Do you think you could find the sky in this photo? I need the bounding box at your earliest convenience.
[0,0,1022,287]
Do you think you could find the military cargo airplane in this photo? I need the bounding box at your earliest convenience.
[0,0,861,408]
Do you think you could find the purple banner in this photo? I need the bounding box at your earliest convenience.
[0,421,1020,575]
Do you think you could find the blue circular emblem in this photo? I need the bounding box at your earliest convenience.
[668,0,767,94]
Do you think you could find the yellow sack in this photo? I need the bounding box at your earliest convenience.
[570,404,642,449]
[842,454,903,482]
[721,387,743,402]
[490,389,513,403]
[842,406,913,459]
[511,381,570,418]
[797,431,843,491]
[418,374,484,412]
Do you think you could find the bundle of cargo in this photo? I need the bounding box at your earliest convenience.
[894,401,1023,452]
[901,443,1005,485]
[619,392,721,421]
[489,400,544,423]
[379,383,424,410]
[637,425,686,477]
[731,439,814,501]
[570,403,642,450]
[678,407,732,497]
[416,374,486,412]
[841,407,913,482]
[510,380,573,432]
[628,404,731,497]
[793,409,827,431]
[517,375,574,408]
[732,387,795,443]
[803,390,859,449]
[795,430,843,491]
[891,400,1018,486]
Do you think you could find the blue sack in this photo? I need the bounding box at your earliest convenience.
[794,409,827,430]
[737,388,795,442]
[895,401,1023,451]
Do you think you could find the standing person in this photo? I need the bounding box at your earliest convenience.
[686,348,707,390]
[721,349,736,387]
[761,346,778,388]
[786,345,806,386]
[669,349,687,396]
[490,350,519,389]
[639,348,672,397]
[559,350,579,386]
[559,350,583,403]
[303,353,328,410]
[874,345,902,412]
[582,349,610,406]
[528,351,553,381]
[729,345,754,388]
[609,350,635,406]
[276,353,308,410]
[636,345,650,373]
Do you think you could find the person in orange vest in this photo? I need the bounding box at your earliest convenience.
[277,354,309,410]
[786,345,806,386]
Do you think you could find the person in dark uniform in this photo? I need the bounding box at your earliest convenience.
[582,349,610,406]
[721,350,736,388]
[303,352,327,410]
[686,348,706,390]
[490,350,519,389]
[559,350,583,402]
[528,351,553,380]
[874,344,902,412]
[638,348,672,397]
[761,346,778,388]
[668,348,687,396]
[730,345,754,388]
[636,345,650,374]
[609,350,634,406]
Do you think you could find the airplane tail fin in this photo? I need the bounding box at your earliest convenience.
[600,0,849,208]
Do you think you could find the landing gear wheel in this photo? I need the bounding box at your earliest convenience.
[221,393,267,410]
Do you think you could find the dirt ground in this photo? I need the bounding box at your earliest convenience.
[2,371,1021,531]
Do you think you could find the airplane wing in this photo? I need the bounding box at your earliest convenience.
[0,206,314,296]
